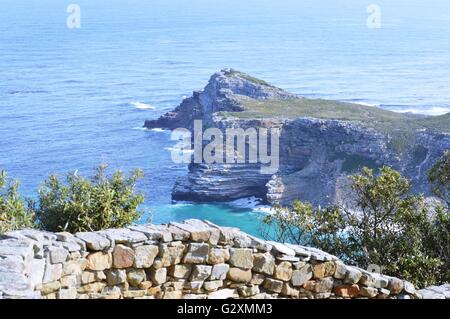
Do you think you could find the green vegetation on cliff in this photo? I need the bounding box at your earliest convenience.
[222,69,275,87]
[221,96,449,134]
[216,92,449,156]
[218,70,449,134]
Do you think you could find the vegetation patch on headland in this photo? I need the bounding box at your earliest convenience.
[221,96,449,133]
[222,69,276,88]
[217,70,449,136]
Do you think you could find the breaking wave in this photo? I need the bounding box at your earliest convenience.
[131,101,155,110]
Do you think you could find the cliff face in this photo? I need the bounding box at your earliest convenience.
[145,69,450,206]
[267,119,449,206]
[144,69,295,131]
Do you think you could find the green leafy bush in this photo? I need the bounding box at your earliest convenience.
[0,171,35,234]
[424,151,450,283]
[416,205,449,286]
[428,150,450,207]
[261,166,448,287]
[34,164,144,233]
[262,201,349,258]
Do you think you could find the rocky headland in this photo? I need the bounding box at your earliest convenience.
[145,69,450,206]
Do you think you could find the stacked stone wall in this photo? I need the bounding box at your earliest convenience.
[0,219,419,299]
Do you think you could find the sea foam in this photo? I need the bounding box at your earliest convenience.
[131,101,155,110]
[229,196,275,214]
[394,107,449,116]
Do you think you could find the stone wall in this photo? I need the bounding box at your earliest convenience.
[0,219,420,299]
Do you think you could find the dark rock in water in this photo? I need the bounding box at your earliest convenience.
[144,69,450,206]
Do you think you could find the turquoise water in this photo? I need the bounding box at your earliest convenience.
[148,203,267,236]
[1,0,450,237]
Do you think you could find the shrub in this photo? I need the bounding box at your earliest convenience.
[0,171,35,234]
[34,164,144,233]
[428,150,450,207]
[343,167,435,279]
[423,151,450,283]
[261,166,446,287]
[417,205,449,285]
[262,201,349,258]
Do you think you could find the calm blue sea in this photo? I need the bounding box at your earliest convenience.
[1,0,450,236]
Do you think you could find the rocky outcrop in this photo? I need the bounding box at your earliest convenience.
[144,69,450,206]
[144,69,295,130]
[0,220,424,299]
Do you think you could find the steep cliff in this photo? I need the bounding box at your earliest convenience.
[145,69,450,206]
[144,69,296,131]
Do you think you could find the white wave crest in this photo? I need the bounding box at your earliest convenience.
[164,165,187,170]
[355,101,380,107]
[229,196,262,208]
[131,101,155,110]
[132,127,170,133]
[393,107,449,116]
[132,126,148,131]
[170,201,194,206]
[164,147,194,154]
[150,128,168,132]
[228,196,275,214]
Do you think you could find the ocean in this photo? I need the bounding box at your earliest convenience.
[1,0,450,236]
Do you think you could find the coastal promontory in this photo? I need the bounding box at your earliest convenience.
[145,69,450,206]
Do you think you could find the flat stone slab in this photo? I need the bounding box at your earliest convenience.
[167,225,190,241]
[0,238,34,260]
[267,241,295,256]
[0,255,26,274]
[205,223,241,244]
[204,223,271,251]
[419,284,450,299]
[170,220,219,244]
[0,272,34,298]
[6,229,56,244]
[60,241,84,252]
[75,232,111,251]
[55,232,86,251]
[98,228,147,244]
[299,246,339,261]
[128,225,173,242]
[283,243,312,258]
